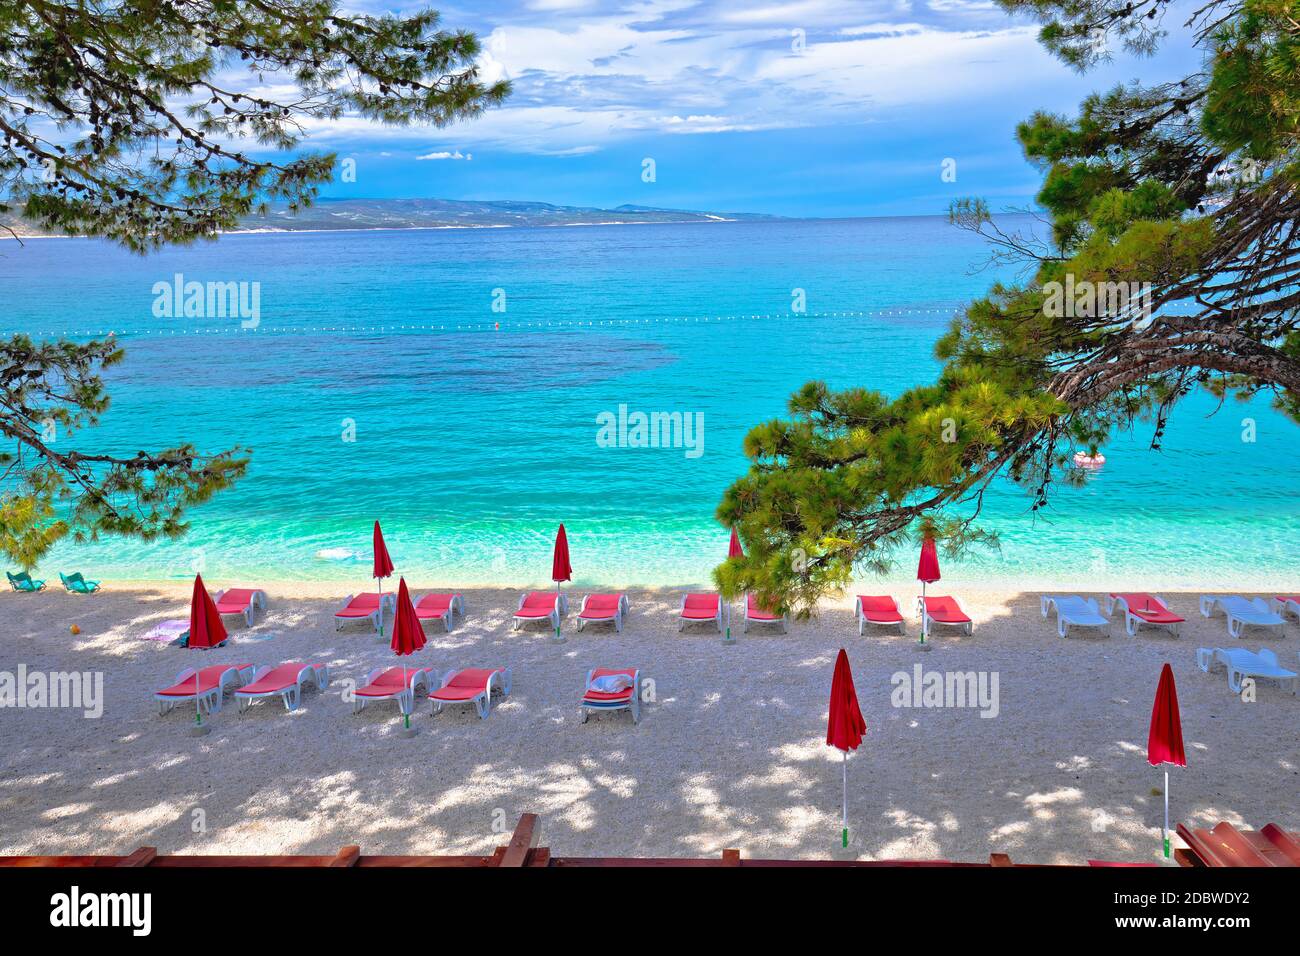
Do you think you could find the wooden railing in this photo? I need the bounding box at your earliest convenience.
[1174,822,1300,867]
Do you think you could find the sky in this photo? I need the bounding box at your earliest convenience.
[302,1,1202,217]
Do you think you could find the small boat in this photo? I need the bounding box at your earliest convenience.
[1073,450,1106,468]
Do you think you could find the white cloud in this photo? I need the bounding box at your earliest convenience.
[415,149,473,160]
[279,0,1146,157]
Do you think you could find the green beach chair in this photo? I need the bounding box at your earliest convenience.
[7,571,46,592]
[60,572,101,594]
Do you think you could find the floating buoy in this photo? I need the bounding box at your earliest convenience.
[1073,451,1106,468]
[70,624,81,635]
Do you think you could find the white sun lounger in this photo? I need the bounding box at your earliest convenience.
[576,593,629,632]
[1106,593,1184,637]
[919,596,973,636]
[352,666,438,715]
[744,594,789,633]
[1197,647,1298,694]
[513,592,566,631]
[679,593,723,632]
[234,662,330,713]
[334,593,397,632]
[213,588,267,627]
[1273,595,1300,622]
[429,667,512,720]
[414,593,464,632]
[855,596,906,635]
[154,664,255,716]
[1199,595,1286,639]
[1041,595,1110,638]
[580,667,641,724]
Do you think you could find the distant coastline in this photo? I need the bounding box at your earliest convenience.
[1,197,776,239]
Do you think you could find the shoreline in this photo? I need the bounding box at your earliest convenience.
[63,577,1300,602]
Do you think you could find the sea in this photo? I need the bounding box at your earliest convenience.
[4,215,1297,591]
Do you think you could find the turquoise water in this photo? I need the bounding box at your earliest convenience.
[4,217,1298,590]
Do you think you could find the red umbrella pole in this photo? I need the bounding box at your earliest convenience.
[841,750,848,848]
[1160,770,1179,858]
[921,580,927,644]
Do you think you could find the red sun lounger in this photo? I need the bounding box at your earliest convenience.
[512,592,566,631]
[581,667,641,724]
[234,662,330,713]
[744,594,788,633]
[856,595,905,635]
[429,667,511,720]
[353,666,439,715]
[334,593,396,632]
[577,593,629,632]
[415,593,464,632]
[678,593,723,633]
[155,664,254,716]
[1107,593,1184,637]
[919,596,973,636]
[213,588,267,627]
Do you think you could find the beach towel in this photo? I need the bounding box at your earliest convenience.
[589,674,633,693]
[142,619,190,643]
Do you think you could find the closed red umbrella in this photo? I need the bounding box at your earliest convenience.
[917,537,940,583]
[550,524,573,640]
[917,536,940,645]
[372,521,394,638]
[827,648,867,848]
[187,573,227,732]
[728,526,744,559]
[1147,663,1186,858]
[552,523,572,585]
[389,577,426,733]
[188,573,227,649]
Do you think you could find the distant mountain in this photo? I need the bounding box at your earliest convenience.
[2,198,782,238]
[237,198,781,231]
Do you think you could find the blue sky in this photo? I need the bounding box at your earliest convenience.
[303,0,1202,217]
